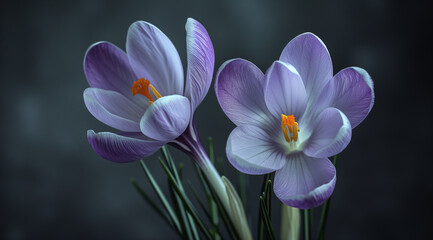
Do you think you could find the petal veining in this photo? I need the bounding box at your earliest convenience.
[184,18,215,111]
[140,95,191,141]
[274,153,336,209]
[126,21,184,96]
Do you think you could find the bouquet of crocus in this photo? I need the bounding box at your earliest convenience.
[83,18,374,240]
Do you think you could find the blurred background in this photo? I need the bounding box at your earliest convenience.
[1,0,432,239]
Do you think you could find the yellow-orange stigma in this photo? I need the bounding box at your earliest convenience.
[281,114,300,143]
[131,78,162,105]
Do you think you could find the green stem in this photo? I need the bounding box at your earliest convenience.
[317,154,339,240]
[304,209,311,240]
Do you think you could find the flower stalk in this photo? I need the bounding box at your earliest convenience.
[170,122,252,239]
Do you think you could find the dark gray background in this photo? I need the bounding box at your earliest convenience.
[1,0,432,239]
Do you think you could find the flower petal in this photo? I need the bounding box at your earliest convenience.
[279,33,333,105]
[87,130,165,163]
[215,58,273,127]
[184,18,215,111]
[140,95,191,141]
[83,42,148,107]
[126,21,184,96]
[226,125,286,175]
[83,88,143,132]
[274,153,336,209]
[264,61,307,119]
[317,67,374,128]
[84,42,136,95]
[303,108,352,158]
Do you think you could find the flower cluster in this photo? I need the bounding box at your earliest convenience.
[83,18,374,238]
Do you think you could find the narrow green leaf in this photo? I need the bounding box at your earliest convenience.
[258,174,271,240]
[130,179,172,227]
[207,137,220,236]
[160,159,213,240]
[318,154,339,240]
[187,180,222,239]
[168,179,193,240]
[239,173,248,212]
[259,196,276,240]
[304,209,311,240]
[139,160,182,234]
[208,137,215,165]
[160,148,198,240]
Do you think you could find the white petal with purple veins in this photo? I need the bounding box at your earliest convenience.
[84,88,143,132]
[280,33,333,106]
[303,108,352,158]
[140,95,191,141]
[226,125,286,175]
[215,59,273,127]
[184,18,215,111]
[274,153,336,209]
[126,21,184,96]
[264,61,307,120]
[316,67,374,128]
[87,130,165,163]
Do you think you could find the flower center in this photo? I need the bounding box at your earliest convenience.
[281,114,300,143]
[131,78,162,105]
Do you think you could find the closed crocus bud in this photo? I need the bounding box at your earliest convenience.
[280,204,300,240]
[222,176,252,240]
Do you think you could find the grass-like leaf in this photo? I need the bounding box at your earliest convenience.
[130,178,173,228]
[259,196,276,240]
[318,154,339,240]
[258,174,272,240]
[139,160,182,234]
[159,159,213,240]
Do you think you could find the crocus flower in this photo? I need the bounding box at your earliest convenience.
[83,18,251,238]
[84,18,213,164]
[215,33,374,209]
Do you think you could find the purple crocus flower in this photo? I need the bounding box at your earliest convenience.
[215,33,374,209]
[84,18,214,165]
[83,19,252,237]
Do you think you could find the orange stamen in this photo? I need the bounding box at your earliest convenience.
[131,78,154,101]
[281,114,300,143]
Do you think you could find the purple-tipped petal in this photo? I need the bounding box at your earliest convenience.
[303,108,352,158]
[126,21,184,96]
[83,88,143,132]
[226,125,286,175]
[264,61,307,120]
[84,42,137,96]
[317,67,374,128]
[184,18,215,111]
[280,33,333,104]
[140,95,191,141]
[215,59,273,127]
[274,153,336,209]
[87,130,165,163]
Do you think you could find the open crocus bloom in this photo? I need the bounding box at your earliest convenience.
[84,19,252,238]
[83,18,214,163]
[215,33,374,209]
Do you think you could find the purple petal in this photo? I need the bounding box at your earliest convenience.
[215,59,273,127]
[280,33,333,105]
[317,67,374,128]
[84,42,136,95]
[184,18,215,111]
[83,88,143,132]
[226,125,286,175]
[87,130,165,163]
[274,153,336,209]
[303,108,352,158]
[126,21,184,96]
[140,95,191,141]
[264,61,307,120]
